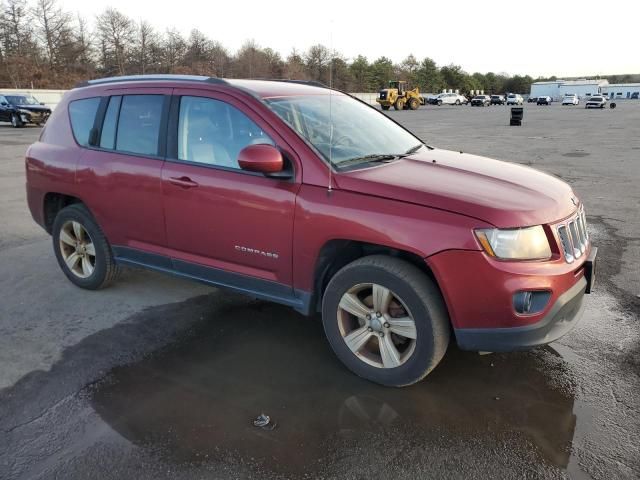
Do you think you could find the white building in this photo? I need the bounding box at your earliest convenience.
[530,79,609,100]
[529,80,565,99]
[601,83,640,100]
[558,79,608,98]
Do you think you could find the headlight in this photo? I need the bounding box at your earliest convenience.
[475,226,551,260]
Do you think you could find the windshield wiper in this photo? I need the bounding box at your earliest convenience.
[338,154,400,167]
[404,144,424,155]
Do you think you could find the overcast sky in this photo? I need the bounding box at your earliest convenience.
[60,0,639,78]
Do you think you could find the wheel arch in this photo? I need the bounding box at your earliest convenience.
[43,192,84,234]
[310,239,445,315]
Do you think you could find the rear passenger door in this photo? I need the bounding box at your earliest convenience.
[161,89,300,290]
[75,88,171,254]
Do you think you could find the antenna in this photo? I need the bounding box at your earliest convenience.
[327,24,334,195]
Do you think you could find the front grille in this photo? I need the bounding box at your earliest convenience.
[556,207,589,263]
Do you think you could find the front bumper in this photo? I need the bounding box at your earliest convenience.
[454,276,586,351]
[427,245,596,352]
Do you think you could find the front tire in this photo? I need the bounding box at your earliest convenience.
[322,255,450,387]
[52,204,119,290]
[11,113,23,128]
[408,98,419,110]
[381,105,390,111]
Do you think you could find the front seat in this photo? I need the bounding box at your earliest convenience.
[185,108,235,168]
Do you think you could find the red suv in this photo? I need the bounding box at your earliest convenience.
[26,75,597,386]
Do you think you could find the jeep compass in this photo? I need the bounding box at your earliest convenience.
[25,75,597,386]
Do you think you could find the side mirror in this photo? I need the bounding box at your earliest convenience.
[0,102,7,106]
[238,144,290,178]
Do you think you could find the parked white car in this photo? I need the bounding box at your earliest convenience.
[585,96,607,109]
[431,92,468,106]
[562,94,580,106]
[506,94,524,105]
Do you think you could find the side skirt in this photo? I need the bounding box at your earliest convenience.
[112,246,313,315]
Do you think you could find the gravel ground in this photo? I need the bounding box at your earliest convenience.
[0,101,638,479]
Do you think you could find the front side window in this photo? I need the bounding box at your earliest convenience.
[266,94,422,168]
[116,95,164,156]
[177,96,273,169]
[68,97,100,146]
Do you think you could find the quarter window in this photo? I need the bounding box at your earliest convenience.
[177,96,273,169]
[68,97,100,146]
[115,95,164,156]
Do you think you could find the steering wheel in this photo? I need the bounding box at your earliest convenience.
[332,135,356,148]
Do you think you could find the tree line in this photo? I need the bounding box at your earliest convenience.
[1,0,637,93]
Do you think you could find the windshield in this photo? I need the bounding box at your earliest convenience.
[6,95,39,105]
[589,97,603,101]
[508,94,516,98]
[265,94,423,168]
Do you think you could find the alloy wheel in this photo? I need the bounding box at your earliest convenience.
[58,220,96,278]
[337,283,417,369]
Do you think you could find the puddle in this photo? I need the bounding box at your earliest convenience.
[89,299,578,476]
[562,152,590,158]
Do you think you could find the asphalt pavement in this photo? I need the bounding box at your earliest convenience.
[0,102,639,479]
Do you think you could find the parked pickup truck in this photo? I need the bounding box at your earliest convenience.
[25,75,597,386]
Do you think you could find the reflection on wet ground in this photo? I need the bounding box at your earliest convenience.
[90,298,577,477]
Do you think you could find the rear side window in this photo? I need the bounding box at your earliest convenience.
[68,97,100,146]
[115,95,164,156]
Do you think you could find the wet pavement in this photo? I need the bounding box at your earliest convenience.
[1,104,639,479]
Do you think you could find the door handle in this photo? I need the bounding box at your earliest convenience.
[168,176,199,189]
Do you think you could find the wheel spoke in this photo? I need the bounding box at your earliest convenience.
[65,252,80,270]
[72,221,84,241]
[81,256,94,276]
[343,327,372,354]
[387,317,417,339]
[339,293,371,320]
[379,334,401,368]
[372,284,392,314]
[84,242,96,256]
[59,229,76,247]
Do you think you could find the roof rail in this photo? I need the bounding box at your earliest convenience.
[253,78,329,89]
[74,74,227,89]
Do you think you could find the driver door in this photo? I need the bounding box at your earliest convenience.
[161,89,301,290]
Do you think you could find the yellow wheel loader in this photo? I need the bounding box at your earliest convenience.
[376,81,425,111]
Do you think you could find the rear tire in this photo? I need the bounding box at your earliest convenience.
[394,98,405,110]
[322,255,450,387]
[52,204,119,290]
[437,100,443,106]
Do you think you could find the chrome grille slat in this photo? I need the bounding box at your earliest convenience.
[556,207,589,263]
[568,221,582,259]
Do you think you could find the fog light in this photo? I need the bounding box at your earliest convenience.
[513,291,532,314]
[513,291,551,315]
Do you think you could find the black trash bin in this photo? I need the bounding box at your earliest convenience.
[510,107,524,126]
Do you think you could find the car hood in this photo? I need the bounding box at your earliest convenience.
[335,149,577,228]
[14,104,51,113]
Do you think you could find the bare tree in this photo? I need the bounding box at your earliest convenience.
[136,20,156,74]
[162,28,185,73]
[96,7,134,75]
[74,13,92,67]
[33,0,71,69]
